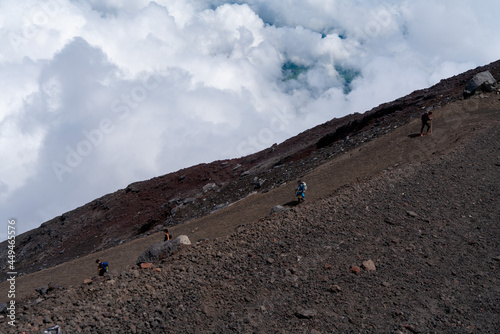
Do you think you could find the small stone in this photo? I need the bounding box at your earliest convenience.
[350,266,361,274]
[153,268,162,272]
[362,260,376,271]
[202,183,217,193]
[329,285,342,293]
[406,211,418,217]
[324,263,333,270]
[296,309,317,319]
[140,263,153,269]
[36,286,48,296]
[384,218,396,225]
[403,324,420,333]
[83,279,92,285]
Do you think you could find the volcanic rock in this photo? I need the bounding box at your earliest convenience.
[464,70,498,97]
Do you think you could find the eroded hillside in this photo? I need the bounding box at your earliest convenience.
[1,60,499,282]
[2,91,499,333]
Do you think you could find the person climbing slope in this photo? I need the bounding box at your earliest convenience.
[96,259,109,276]
[420,111,433,136]
[296,180,307,203]
[163,228,172,242]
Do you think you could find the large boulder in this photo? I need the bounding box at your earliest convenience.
[176,235,191,245]
[136,235,191,264]
[463,70,497,98]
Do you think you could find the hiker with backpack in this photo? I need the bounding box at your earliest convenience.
[296,180,307,203]
[96,259,108,276]
[163,228,172,242]
[420,111,433,136]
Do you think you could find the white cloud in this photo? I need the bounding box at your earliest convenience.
[1,0,499,237]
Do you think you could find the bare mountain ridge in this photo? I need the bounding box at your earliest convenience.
[0,73,499,333]
[1,59,499,282]
[0,60,499,333]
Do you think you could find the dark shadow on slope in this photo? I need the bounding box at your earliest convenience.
[283,200,301,207]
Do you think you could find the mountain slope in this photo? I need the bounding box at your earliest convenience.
[1,85,499,333]
[1,60,499,282]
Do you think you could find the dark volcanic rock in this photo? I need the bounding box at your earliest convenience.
[136,239,180,264]
[464,70,498,97]
[136,236,190,264]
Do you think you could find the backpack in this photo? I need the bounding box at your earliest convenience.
[421,112,431,122]
[302,182,307,191]
[100,262,109,272]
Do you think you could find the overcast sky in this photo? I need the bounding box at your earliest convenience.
[1,0,499,238]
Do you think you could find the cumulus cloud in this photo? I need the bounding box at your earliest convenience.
[1,0,499,237]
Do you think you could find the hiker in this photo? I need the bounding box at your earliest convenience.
[296,180,307,202]
[163,229,172,242]
[96,259,108,276]
[420,111,433,136]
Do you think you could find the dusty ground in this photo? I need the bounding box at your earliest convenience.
[1,90,499,333]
